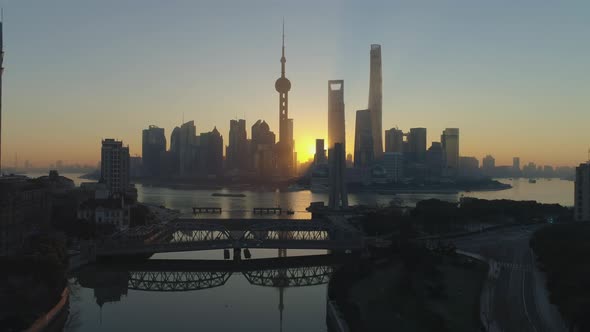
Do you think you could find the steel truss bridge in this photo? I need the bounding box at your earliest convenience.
[97,219,363,257]
[78,255,344,292]
[127,266,332,292]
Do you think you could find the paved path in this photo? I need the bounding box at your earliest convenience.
[453,225,567,332]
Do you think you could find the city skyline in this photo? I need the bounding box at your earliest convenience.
[1,1,589,167]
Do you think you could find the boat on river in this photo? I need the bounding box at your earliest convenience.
[212,193,246,197]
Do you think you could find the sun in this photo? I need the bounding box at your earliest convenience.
[294,136,318,162]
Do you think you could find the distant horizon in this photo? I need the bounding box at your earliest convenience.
[1,1,589,167]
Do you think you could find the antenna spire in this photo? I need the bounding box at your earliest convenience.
[280,18,286,77]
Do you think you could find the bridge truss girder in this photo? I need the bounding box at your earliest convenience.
[243,265,333,287]
[128,271,231,292]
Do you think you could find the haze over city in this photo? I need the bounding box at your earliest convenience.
[2,0,589,167]
[3,2,590,332]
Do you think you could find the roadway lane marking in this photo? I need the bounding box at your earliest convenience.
[522,270,539,332]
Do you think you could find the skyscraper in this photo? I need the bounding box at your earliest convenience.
[178,121,198,176]
[426,142,443,177]
[368,44,383,159]
[380,152,404,182]
[329,143,348,209]
[251,120,276,174]
[513,157,521,176]
[226,119,248,171]
[314,139,327,165]
[275,21,294,175]
[482,155,495,175]
[408,128,427,163]
[199,127,223,176]
[354,109,374,168]
[459,156,480,178]
[101,139,130,195]
[328,80,345,151]
[575,162,590,222]
[142,125,166,177]
[441,128,460,174]
[327,80,348,209]
[385,128,404,153]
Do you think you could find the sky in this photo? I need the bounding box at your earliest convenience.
[1,0,589,168]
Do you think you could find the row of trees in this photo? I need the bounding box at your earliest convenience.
[530,223,590,331]
[359,197,572,237]
[0,234,69,330]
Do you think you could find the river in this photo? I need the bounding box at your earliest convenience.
[36,173,570,331]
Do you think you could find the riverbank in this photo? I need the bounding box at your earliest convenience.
[0,255,67,331]
[371,179,512,195]
[24,287,69,332]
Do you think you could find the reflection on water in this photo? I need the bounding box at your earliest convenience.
[68,251,344,332]
[56,173,573,331]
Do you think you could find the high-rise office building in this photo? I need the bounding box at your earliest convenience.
[329,143,348,209]
[328,80,345,151]
[177,121,198,176]
[251,120,276,174]
[380,152,404,182]
[385,128,404,153]
[199,127,223,176]
[101,139,130,195]
[441,128,460,173]
[459,156,480,178]
[513,157,520,174]
[226,119,248,171]
[353,109,374,168]
[252,120,276,147]
[170,127,180,154]
[426,142,443,177]
[314,139,327,165]
[275,22,294,175]
[368,44,383,159]
[482,155,495,175]
[142,125,166,177]
[346,153,353,168]
[575,163,590,221]
[327,80,348,209]
[408,128,427,163]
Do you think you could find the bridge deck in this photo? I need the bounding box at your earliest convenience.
[174,218,316,231]
[88,254,354,272]
[99,218,364,257]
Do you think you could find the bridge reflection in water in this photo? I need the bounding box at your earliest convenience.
[128,271,231,292]
[73,253,353,331]
[74,254,348,295]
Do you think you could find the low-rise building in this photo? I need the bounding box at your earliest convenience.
[0,176,51,255]
[77,198,130,231]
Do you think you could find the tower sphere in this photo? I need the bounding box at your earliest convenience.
[275,77,291,93]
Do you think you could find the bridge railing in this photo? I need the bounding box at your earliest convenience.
[98,220,364,255]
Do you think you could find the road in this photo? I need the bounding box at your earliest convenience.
[452,225,567,332]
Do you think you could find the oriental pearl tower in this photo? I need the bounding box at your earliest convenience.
[275,20,293,175]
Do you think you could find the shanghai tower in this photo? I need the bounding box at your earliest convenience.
[368,44,383,159]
